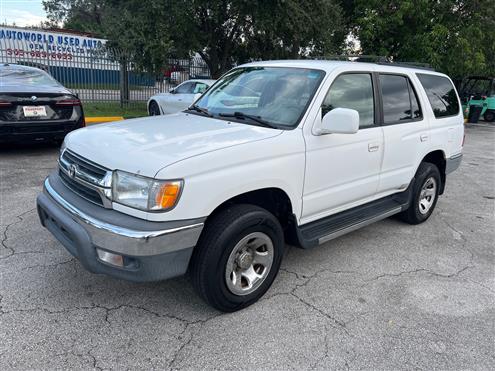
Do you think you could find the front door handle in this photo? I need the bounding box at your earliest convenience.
[368,143,380,152]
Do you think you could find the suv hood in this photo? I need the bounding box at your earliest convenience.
[65,112,282,177]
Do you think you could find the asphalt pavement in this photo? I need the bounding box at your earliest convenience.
[0,123,494,370]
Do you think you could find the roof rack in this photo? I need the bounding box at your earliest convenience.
[315,55,435,71]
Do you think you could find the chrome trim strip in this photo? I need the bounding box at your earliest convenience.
[44,178,204,255]
[318,207,402,244]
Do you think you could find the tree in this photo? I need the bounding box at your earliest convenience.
[43,0,346,77]
[352,0,495,78]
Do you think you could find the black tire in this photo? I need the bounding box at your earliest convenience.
[483,110,495,122]
[148,100,161,116]
[399,162,441,225]
[189,204,284,312]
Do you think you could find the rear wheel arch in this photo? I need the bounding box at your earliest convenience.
[420,150,446,194]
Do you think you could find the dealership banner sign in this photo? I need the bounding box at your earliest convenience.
[0,26,110,61]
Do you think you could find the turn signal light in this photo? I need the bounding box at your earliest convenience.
[155,182,181,209]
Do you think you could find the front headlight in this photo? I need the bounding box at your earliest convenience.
[112,170,183,211]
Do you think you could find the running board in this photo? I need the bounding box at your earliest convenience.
[295,190,412,249]
[318,206,401,244]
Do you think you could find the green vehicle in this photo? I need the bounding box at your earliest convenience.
[460,76,495,122]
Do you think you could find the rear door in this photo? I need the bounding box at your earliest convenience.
[416,73,464,157]
[376,73,430,196]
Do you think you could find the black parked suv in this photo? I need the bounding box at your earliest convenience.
[0,64,84,143]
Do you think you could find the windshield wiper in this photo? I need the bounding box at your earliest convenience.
[186,104,212,117]
[218,111,278,129]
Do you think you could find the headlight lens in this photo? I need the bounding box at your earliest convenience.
[112,170,182,211]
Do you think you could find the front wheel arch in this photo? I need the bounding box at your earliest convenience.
[148,100,161,116]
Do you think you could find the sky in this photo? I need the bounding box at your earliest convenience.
[0,0,48,27]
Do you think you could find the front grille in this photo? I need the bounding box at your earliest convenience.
[59,149,111,207]
[61,150,107,182]
[59,169,104,206]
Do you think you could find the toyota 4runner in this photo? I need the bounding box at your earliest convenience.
[37,60,464,312]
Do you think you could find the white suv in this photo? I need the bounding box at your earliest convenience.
[37,60,464,312]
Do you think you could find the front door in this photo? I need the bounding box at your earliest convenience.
[302,72,384,225]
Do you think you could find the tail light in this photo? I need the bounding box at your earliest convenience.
[55,98,81,106]
[0,100,12,107]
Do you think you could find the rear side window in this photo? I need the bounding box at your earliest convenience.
[380,74,421,123]
[417,74,460,118]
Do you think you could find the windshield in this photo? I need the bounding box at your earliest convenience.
[194,67,325,128]
[0,67,61,87]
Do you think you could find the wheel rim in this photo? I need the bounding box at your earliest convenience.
[225,232,274,296]
[418,177,437,215]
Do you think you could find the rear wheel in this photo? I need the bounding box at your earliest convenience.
[483,110,495,122]
[148,100,161,116]
[189,204,284,312]
[399,162,441,224]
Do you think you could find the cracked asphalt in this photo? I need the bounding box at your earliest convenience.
[1,123,494,370]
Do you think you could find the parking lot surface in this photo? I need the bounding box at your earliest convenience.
[1,124,494,370]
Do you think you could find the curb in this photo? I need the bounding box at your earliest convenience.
[85,116,124,124]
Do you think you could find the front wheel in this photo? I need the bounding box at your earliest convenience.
[189,204,284,312]
[148,100,161,116]
[399,162,441,224]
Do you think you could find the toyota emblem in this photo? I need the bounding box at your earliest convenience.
[69,164,77,178]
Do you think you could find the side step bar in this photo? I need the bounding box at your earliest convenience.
[294,187,412,249]
[318,206,401,244]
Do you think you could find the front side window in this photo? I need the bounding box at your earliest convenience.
[322,73,375,128]
[380,74,422,123]
[194,67,325,128]
[175,82,194,94]
[417,74,460,118]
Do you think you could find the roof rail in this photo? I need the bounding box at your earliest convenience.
[314,55,435,71]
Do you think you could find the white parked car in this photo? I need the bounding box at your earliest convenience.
[37,60,464,312]
[147,79,215,115]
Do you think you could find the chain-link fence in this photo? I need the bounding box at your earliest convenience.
[0,38,210,109]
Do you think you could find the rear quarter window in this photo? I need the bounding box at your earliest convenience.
[417,74,460,118]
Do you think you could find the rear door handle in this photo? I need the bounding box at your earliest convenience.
[420,134,429,142]
[368,143,380,152]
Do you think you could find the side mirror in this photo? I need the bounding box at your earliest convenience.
[315,108,359,135]
[169,88,176,94]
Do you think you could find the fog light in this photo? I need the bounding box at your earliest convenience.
[96,249,124,267]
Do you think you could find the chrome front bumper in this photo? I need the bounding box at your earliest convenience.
[37,175,204,282]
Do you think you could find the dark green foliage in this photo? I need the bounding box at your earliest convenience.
[43,0,495,79]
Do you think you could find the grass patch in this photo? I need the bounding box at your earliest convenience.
[83,102,148,119]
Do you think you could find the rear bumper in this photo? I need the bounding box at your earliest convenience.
[37,176,204,282]
[0,118,84,143]
[446,153,463,174]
